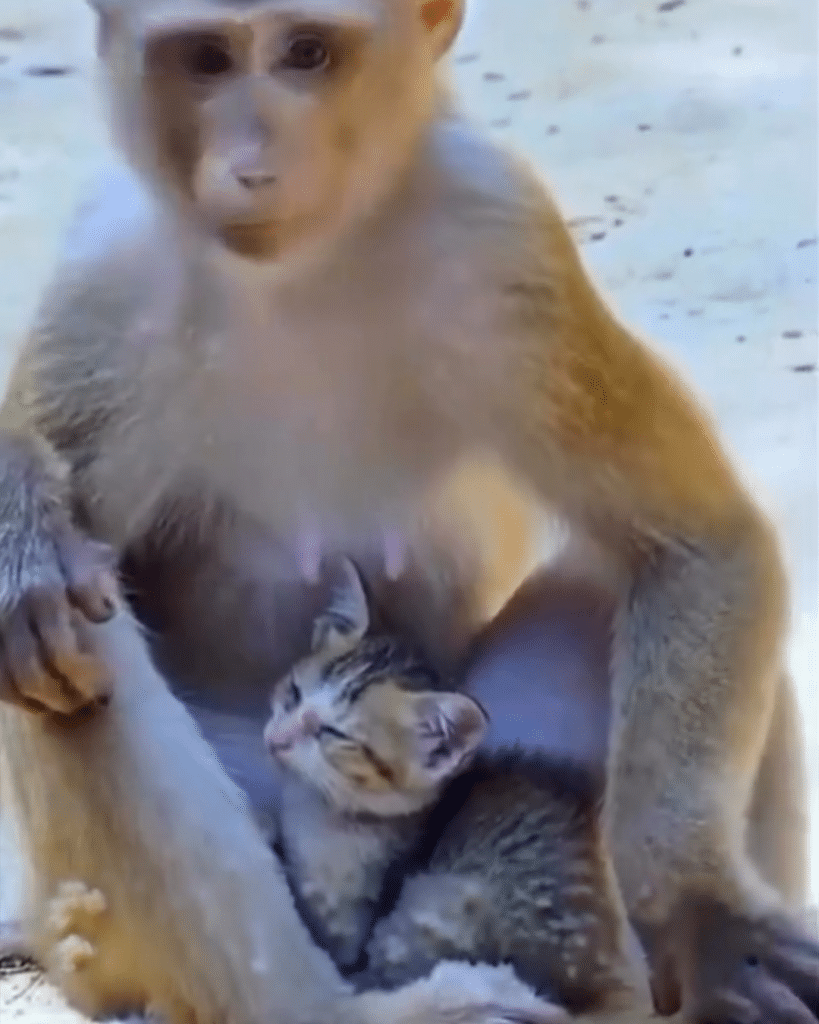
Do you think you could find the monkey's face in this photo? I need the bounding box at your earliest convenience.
[93,0,464,263]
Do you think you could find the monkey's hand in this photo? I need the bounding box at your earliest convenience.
[0,436,119,714]
[642,894,819,1023]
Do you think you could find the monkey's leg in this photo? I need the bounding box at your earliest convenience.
[464,569,615,779]
[482,204,819,1017]
[0,608,354,1024]
[1,608,576,1024]
[467,573,811,908]
[747,672,810,911]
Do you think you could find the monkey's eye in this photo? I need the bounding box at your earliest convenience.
[180,34,234,79]
[280,32,332,72]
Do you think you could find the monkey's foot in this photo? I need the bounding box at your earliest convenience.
[41,880,107,977]
[46,880,107,937]
[52,933,96,976]
[648,894,819,1023]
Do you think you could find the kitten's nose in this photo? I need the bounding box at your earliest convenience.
[301,710,321,737]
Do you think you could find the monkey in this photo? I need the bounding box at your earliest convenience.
[0,0,815,1022]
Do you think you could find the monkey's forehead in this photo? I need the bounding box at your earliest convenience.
[110,0,387,34]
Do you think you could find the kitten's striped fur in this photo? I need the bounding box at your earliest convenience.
[265,559,643,1012]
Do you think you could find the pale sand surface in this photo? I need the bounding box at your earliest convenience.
[0,0,816,1020]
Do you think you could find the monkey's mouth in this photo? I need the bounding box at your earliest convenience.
[216,208,323,262]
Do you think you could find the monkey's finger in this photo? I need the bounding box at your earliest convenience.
[27,586,80,664]
[0,641,51,714]
[55,529,119,623]
[745,970,817,1024]
[2,612,88,715]
[690,989,759,1024]
[27,594,113,708]
[763,944,819,1014]
[647,944,682,1015]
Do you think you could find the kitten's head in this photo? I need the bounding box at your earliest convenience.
[264,558,487,817]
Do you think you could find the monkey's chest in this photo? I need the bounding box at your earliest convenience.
[184,318,467,540]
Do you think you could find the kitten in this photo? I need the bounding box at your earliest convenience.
[265,558,643,1014]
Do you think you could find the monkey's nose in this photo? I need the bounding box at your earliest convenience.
[235,168,277,190]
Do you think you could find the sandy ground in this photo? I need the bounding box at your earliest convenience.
[0,0,816,1020]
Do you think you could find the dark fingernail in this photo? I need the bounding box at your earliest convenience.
[745,955,760,968]
[89,596,116,622]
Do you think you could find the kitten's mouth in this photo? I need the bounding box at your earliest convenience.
[264,711,322,755]
[263,724,296,756]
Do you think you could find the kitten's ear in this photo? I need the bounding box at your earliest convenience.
[311,557,370,655]
[411,692,488,784]
[418,0,465,57]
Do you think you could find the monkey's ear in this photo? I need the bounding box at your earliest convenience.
[419,0,465,57]
[84,0,123,13]
[84,0,124,51]
[311,557,370,655]
[410,692,487,784]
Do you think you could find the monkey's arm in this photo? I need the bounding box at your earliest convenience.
[0,360,119,713]
[488,210,818,1019]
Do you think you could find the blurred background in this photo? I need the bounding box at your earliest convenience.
[0,0,816,1017]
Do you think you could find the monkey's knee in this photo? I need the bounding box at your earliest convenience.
[746,672,811,908]
[464,570,614,775]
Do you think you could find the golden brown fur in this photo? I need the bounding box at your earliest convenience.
[0,0,815,1022]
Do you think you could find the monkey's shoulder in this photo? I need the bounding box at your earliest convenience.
[426,117,568,265]
[18,171,190,451]
[401,118,583,346]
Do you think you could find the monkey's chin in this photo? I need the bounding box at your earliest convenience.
[217,221,286,262]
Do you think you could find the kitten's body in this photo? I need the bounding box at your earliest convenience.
[266,560,642,1015]
[277,774,423,970]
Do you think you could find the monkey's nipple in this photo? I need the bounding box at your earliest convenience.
[294,520,408,583]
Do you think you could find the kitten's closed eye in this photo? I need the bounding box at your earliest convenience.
[282,678,301,712]
[317,724,348,740]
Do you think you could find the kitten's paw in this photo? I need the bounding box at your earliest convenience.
[356,961,569,1024]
